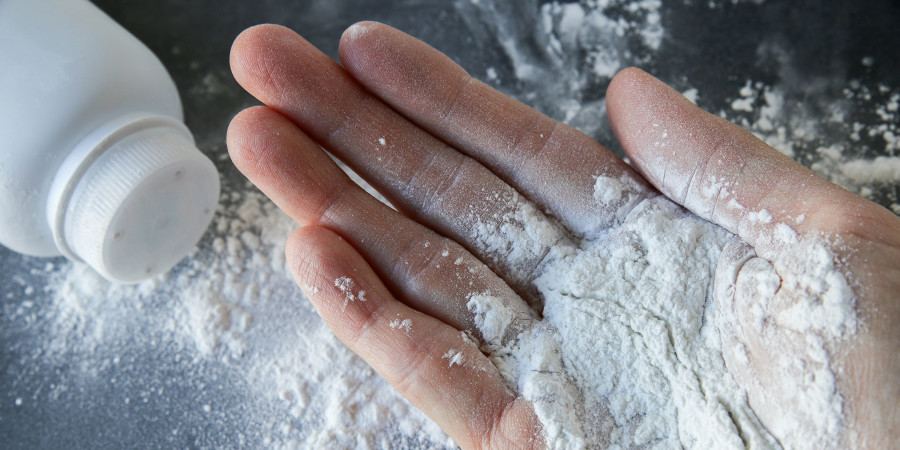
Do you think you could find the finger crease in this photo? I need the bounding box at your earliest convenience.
[346,294,391,349]
[438,76,478,128]
[313,182,353,228]
[389,334,437,398]
[684,135,728,206]
[515,120,560,173]
[387,229,435,294]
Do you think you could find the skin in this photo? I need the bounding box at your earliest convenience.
[226,22,900,448]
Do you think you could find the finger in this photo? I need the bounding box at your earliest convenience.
[339,22,654,237]
[288,226,543,448]
[607,67,897,258]
[227,106,536,333]
[230,24,570,301]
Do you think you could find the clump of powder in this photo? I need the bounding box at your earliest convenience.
[467,292,586,447]
[714,221,858,447]
[592,174,645,225]
[466,174,856,447]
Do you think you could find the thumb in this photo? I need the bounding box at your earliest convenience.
[605,68,893,260]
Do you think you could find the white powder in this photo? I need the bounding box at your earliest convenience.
[389,317,413,333]
[11,3,894,447]
[834,156,900,185]
[467,181,856,447]
[715,233,857,447]
[334,276,366,309]
[724,72,900,209]
[29,189,454,449]
[592,174,645,226]
[441,349,465,367]
[731,81,757,112]
[485,66,499,81]
[466,0,899,213]
[467,292,585,447]
[682,87,700,105]
[465,188,569,300]
[463,0,665,137]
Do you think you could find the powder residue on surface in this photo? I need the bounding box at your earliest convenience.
[722,71,900,212]
[20,190,454,449]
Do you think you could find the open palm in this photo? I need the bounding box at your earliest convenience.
[227,23,900,448]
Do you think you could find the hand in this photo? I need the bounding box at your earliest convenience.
[226,22,900,448]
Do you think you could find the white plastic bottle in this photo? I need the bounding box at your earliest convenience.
[0,0,220,283]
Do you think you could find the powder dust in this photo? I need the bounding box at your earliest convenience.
[22,188,454,449]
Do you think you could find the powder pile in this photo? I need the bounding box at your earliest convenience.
[465,181,855,448]
[454,4,871,443]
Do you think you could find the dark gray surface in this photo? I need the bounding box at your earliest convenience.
[2,0,898,448]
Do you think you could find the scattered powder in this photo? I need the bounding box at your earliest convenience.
[682,87,700,105]
[486,66,499,82]
[706,0,767,7]
[8,3,894,448]
[465,1,899,214]
[344,21,374,42]
[730,81,757,112]
[724,73,900,210]
[17,189,453,448]
[833,156,900,185]
[462,0,665,137]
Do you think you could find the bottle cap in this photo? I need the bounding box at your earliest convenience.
[61,120,219,283]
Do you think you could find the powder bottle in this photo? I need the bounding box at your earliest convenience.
[0,0,220,283]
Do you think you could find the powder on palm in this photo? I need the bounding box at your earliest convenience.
[466,177,856,448]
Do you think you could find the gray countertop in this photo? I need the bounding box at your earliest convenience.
[3,0,898,448]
